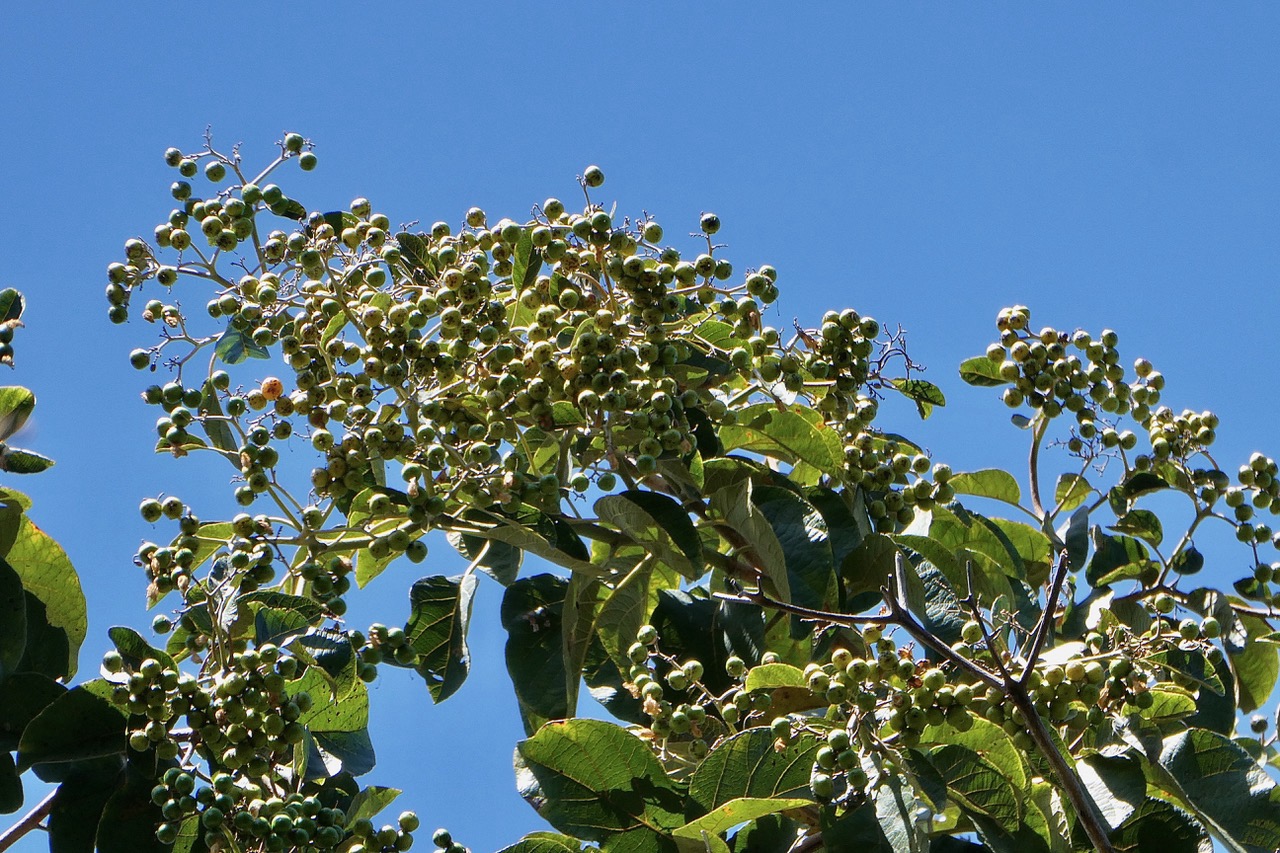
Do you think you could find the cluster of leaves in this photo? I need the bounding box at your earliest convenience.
[1,134,1279,853]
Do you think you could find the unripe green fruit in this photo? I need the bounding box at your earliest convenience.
[140,499,163,523]
[582,165,605,188]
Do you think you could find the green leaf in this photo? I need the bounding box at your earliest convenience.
[744,663,806,691]
[1053,474,1092,513]
[920,716,1027,792]
[503,574,570,736]
[1157,727,1280,851]
[1109,509,1163,547]
[0,387,34,442]
[496,832,585,853]
[1170,544,1205,576]
[214,327,269,365]
[928,744,1022,832]
[708,480,787,601]
[197,379,237,456]
[1062,506,1090,573]
[447,530,521,585]
[1228,614,1279,714]
[873,770,931,852]
[673,797,811,841]
[292,661,368,735]
[516,719,684,839]
[404,573,478,703]
[1109,798,1210,853]
[0,751,18,814]
[752,486,836,613]
[96,764,168,853]
[1078,753,1146,831]
[891,378,946,419]
[9,516,85,680]
[0,447,54,474]
[1120,472,1169,500]
[594,560,655,677]
[107,626,176,673]
[686,726,818,814]
[1143,686,1197,723]
[718,404,843,477]
[460,507,598,576]
[311,729,375,778]
[0,558,24,678]
[959,356,1009,387]
[949,469,1021,506]
[17,679,125,771]
[395,232,437,277]
[0,673,65,750]
[1085,529,1149,587]
[342,786,401,830]
[560,572,598,718]
[596,491,702,580]
[512,229,543,294]
[840,533,898,611]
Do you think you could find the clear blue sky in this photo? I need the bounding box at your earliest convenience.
[2,5,1279,850]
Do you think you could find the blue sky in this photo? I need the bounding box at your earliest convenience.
[2,5,1280,850]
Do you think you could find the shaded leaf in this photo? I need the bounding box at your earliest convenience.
[0,672,65,750]
[0,557,24,678]
[1108,510,1163,548]
[928,744,1022,832]
[1120,472,1169,500]
[1228,613,1278,714]
[47,757,122,853]
[0,289,23,324]
[891,378,946,419]
[1085,529,1148,588]
[447,530,521,585]
[752,486,835,613]
[0,751,17,814]
[1109,798,1211,853]
[597,491,702,580]
[516,719,684,839]
[311,729,376,778]
[840,533,898,612]
[404,573,478,703]
[214,327,268,365]
[503,574,569,736]
[0,448,53,474]
[97,763,168,853]
[1078,753,1145,831]
[343,785,401,829]
[107,625,175,673]
[17,679,125,771]
[197,379,237,456]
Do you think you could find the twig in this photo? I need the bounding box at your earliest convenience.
[1020,550,1071,685]
[0,790,57,852]
[1029,415,1048,519]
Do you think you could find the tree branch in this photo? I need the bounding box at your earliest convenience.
[0,790,56,852]
[1020,549,1070,685]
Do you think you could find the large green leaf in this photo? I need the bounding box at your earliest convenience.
[516,719,684,840]
[17,679,125,771]
[928,744,1022,833]
[708,480,787,600]
[949,469,1021,506]
[673,797,811,841]
[461,508,598,576]
[1155,727,1280,851]
[0,387,35,442]
[310,729,375,778]
[503,574,570,736]
[686,726,818,814]
[404,573,478,703]
[0,557,25,678]
[1053,474,1093,513]
[596,491,702,580]
[1108,798,1210,853]
[9,515,86,680]
[1078,753,1146,831]
[1108,510,1163,548]
[292,661,368,735]
[718,404,843,477]
[920,716,1027,792]
[752,486,835,613]
[1228,614,1278,714]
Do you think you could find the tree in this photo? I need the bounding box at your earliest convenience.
[0,132,1278,853]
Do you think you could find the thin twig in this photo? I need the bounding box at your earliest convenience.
[0,790,57,852]
[1020,550,1071,685]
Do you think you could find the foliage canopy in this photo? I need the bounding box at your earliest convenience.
[1,133,1278,852]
